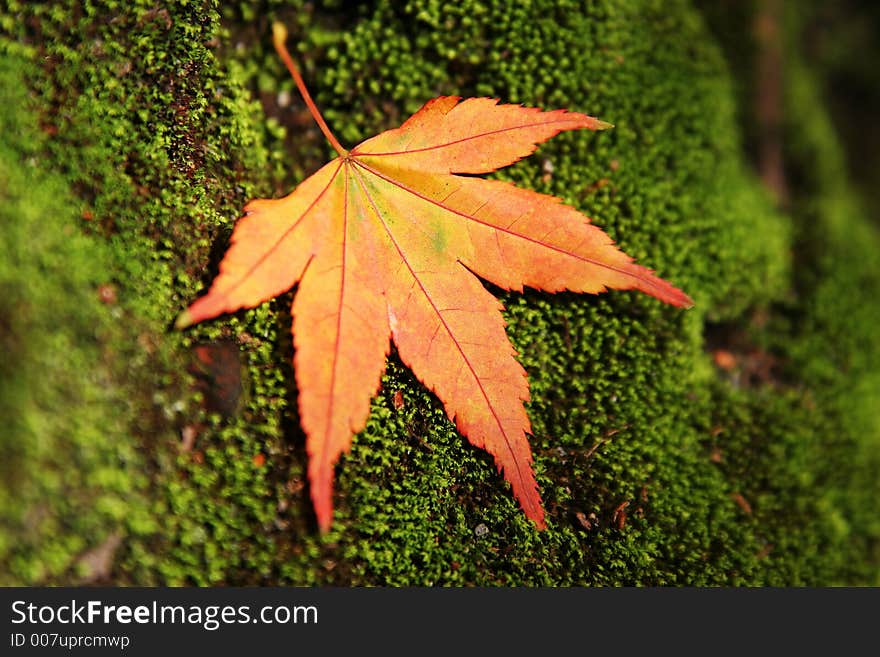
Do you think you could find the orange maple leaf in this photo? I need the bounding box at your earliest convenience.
[177,24,693,532]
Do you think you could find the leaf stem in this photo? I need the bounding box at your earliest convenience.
[272,22,347,157]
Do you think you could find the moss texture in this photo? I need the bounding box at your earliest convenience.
[0,0,877,585]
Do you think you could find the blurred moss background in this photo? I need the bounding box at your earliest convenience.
[0,0,877,585]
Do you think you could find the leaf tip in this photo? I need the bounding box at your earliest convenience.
[593,119,614,131]
[668,287,696,309]
[314,497,334,534]
[174,309,194,331]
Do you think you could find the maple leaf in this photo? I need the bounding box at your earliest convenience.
[176,24,693,532]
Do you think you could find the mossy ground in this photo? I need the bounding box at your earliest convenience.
[1,0,877,585]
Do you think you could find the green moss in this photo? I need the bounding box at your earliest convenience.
[1,0,877,585]
[0,52,152,584]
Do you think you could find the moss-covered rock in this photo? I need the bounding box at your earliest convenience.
[0,0,877,585]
